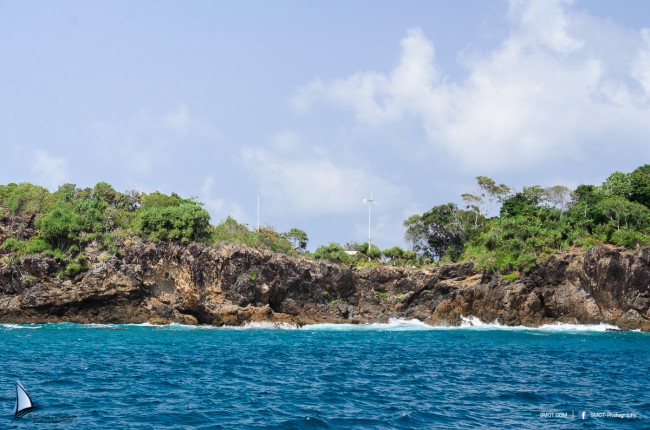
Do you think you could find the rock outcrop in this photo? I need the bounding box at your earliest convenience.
[1,241,650,330]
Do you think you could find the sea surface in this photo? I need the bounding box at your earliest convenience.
[1,318,649,429]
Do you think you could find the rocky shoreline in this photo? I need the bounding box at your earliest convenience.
[1,240,649,331]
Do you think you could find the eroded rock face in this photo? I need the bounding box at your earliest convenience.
[1,242,649,330]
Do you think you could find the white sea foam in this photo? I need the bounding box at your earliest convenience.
[536,322,620,332]
[303,317,624,332]
[305,318,436,332]
[238,322,301,330]
[460,316,502,328]
[458,316,620,332]
[0,323,42,330]
[0,318,629,332]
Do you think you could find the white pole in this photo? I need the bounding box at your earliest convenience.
[368,194,371,252]
[257,185,260,233]
[364,190,374,254]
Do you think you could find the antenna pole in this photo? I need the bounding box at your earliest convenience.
[368,196,371,252]
[257,185,260,233]
[364,190,375,255]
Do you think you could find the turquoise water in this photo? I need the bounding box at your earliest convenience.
[1,321,648,429]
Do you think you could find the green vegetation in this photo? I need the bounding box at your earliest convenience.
[405,165,650,274]
[3,165,647,279]
[311,241,417,267]
[374,290,387,299]
[0,181,307,278]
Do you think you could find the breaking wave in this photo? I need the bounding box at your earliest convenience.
[0,318,629,332]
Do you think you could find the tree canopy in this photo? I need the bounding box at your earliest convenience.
[405,166,650,273]
[0,182,309,277]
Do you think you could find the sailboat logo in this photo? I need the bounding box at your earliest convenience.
[13,381,40,421]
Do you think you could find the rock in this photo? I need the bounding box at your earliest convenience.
[0,241,649,330]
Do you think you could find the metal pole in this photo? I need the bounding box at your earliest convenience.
[257,186,260,232]
[368,200,371,253]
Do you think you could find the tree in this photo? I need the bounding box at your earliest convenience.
[476,176,511,215]
[461,193,483,228]
[404,203,473,261]
[630,164,650,208]
[381,246,416,265]
[36,206,85,250]
[285,228,308,252]
[500,186,544,218]
[314,243,350,263]
[355,242,382,260]
[602,171,632,199]
[2,183,53,214]
[542,185,573,211]
[135,200,210,243]
[404,214,426,253]
[92,182,119,206]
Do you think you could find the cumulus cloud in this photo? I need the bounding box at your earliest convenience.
[292,0,650,171]
[292,28,438,124]
[632,29,650,96]
[240,147,398,217]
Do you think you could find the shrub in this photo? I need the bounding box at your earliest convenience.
[0,237,25,253]
[314,243,351,264]
[135,202,210,244]
[24,237,53,254]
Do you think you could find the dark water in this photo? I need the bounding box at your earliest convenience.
[1,321,648,429]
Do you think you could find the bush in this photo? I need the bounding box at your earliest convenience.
[61,254,90,278]
[314,243,351,264]
[135,202,210,243]
[0,237,25,253]
[24,237,53,254]
[36,207,85,250]
[611,228,650,248]
[1,183,53,214]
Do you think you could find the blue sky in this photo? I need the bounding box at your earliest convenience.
[2,0,650,250]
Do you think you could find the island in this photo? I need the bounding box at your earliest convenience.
[1,167,649,330]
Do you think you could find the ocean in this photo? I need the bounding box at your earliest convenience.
[1,319,648,429]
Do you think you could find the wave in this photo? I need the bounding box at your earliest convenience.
[0,318,630,332]
[0,323,42,329]
[305,318,433,332]
[458,316,621,332]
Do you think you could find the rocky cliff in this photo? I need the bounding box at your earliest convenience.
[1,239,650,330]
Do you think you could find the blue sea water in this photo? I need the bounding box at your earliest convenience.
[1,320,649,429]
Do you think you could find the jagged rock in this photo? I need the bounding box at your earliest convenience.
[0,242,649,330]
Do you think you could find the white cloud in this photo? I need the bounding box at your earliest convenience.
[632,29,650,96]
[90,103,219,175]
[240,147,399,217]
[9,148,70,190]
[199,175,249,224]
[31,149,69,189]
[508,0,583,54]
[292,0,650,172]
[292,28,437,125]
[270,129,300,152]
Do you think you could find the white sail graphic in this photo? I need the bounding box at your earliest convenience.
[14,381,37,419]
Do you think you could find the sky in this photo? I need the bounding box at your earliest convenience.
[1,0,650,251]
